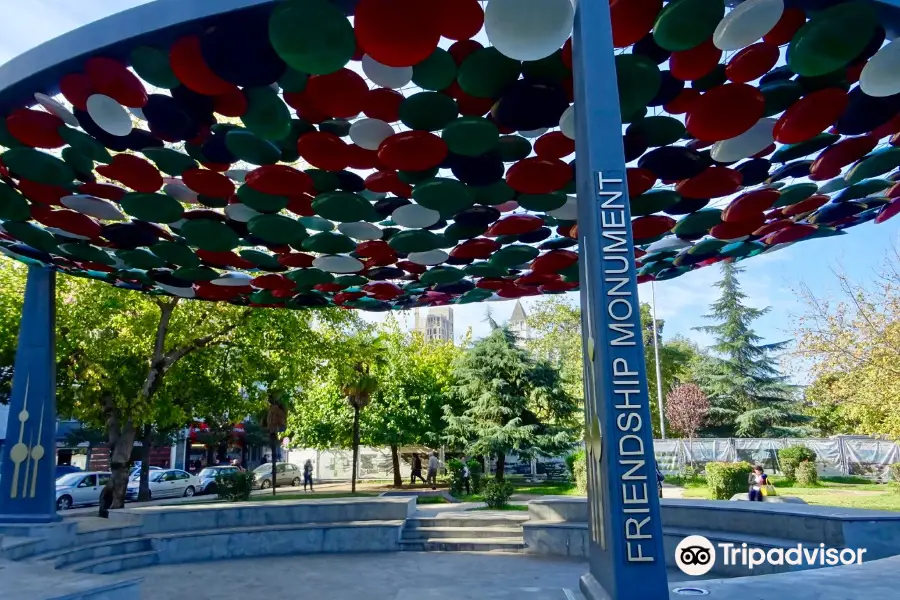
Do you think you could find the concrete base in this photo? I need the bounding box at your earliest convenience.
[0,558,141,600]
[380,490,460,504]
[729,493,808,504]
[579,573,611,600]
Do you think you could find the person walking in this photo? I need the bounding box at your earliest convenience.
[655,461,664,499]
[460,456,471,495]
[410,453,426,485]
[303,458,314,492]
[426,451,440,490]
[748,465,766,502]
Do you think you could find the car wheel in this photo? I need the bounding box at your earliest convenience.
[292,477,301,487]
[56,495,72,511]
[261,479,272,489]
[184,486,195,497]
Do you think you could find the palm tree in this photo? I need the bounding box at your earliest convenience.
[339,336,386,493]
[260,391,287,496]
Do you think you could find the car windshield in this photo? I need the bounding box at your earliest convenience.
[199,468,220,478]
[254,463,275,473]
[149,471,165,482]
[56,473,83,486]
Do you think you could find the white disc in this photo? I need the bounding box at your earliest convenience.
[408,250,449,266]
[349,118,395,151]
[548,196,577,220]
[129,107,146,121]
[85,94,132,137]
[645,237,692,253]
[313,255,364,274]
[713,0,784,51]
[225,203,261,223]
[519,127,548,139]
[163,182,199,204]
[225,169,249,182]
[60,194,126,220]
[33,93,78,126]
[392,204,441,228]
[485,0,575,61]
[559,104,576,140]
[338,221,383,240]
[157,283,196,298]
[212,272,252,287]
[362,55,413,89]
[710,118,775,163]
[860,39,900,98]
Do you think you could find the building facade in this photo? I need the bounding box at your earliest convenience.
[508,300,532,345]
[413,306,454,343]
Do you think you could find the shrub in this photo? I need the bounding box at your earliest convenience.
[483,480,515,509]
[569,449,587,495]
[778,446,817,481]
[215,470,254,502]
[705,461,753,500]
[447,458,485,495]
[467,459,484,494]
[890,463,900,485]
[795,460,819,487]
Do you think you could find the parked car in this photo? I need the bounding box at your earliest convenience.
[125,469,200,501]
[56,471,110,510]
[197,466,241,495]
[55,465,83,479]
[252,462,302,489]
[128,466,162,480]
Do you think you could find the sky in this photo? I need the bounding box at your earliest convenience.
[1,0,898,385]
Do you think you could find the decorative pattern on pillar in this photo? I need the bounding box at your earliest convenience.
[573,1,669,599]
[0,265,58,523]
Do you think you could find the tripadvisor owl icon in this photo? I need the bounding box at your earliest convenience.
[675,535,717,576]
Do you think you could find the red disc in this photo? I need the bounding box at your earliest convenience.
[346,144,381,170]
[296,131,349,172]
[628,168,657,197]
[59,74,95,111]
[846,62,864,85]
[531,249,578,274]
[85,57,148,108]
[671,39,722,82]
[356,240,393,259]
[286,193,315,217]
[664,88,700,115]
[6,109,65,148]
[363,88,404,122]
[30,206,102,239]
[182,168,235,197]
[213,87,248,117]
[305,69,368,118]
[610,0,663,48]
[810,135,878,179]
[251,274,294,291]
[753,143,776,158]
[872,112,900,138]
[783,194,829,217]
[451,238,500,260]
[17,180,68,206]
[507,158,572,194]
[753,219,793,237]
[77,182,127,202]
[516,272,560,287]
[632,215,675,240]
[437,0,484,41]
[722,189,780,223]
[283,90,331,123]
[477,278,514,291]
[377,131,448,171]
[764,224,816,245]
[561,39,573,69]
[534,131,575,159]
[448,40,483,65]
[355,0,442,67]
[676,166,743,199]
[365,170,402,193]
[764,8,807,46]
[710,214,766,240]
[449,85,495,117]
[876,198,900,224]
[773,88,848,144]
[686,84,765,142]
[246,165,313,196]
[170,36,232,96]
[486,215,545,236]
[726,43,780,83]
[96,154,163,193]
[396,260,427,274]
[888,183,900,199]
[278,252,315,268]
[195,284,248,301]
[541,280,579,293]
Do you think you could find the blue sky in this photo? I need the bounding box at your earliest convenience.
[2,0,898,384]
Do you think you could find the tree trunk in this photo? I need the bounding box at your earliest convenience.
[351,404,360,494]
[137,424,152,502]
[270,432,277,497]
[495,451,506,482]
[206,444,215,466]
[106,424,136,511]
[390,444,402,487]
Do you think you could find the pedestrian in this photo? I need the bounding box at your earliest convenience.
[426,451,440,490]
[748,465,766,502]
[303,458,314,492]
[410,453,426,485]
[460,456,471,495]
[231,458,245,472]
[655,461,664,499]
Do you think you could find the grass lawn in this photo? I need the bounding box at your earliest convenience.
[454,481,580,502]
[248,492,379,501]
[470,505,529,511]
[416,496,449,504]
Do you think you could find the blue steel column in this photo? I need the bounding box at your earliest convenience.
[572,1,669,598]
[0,265,58,523]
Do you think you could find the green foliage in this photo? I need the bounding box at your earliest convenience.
[705,461,753,500]
[214,470,254,502]
[468,459,483,493]
[483,480,515,509]
[795,460,819,487]
[778,446,817,481]
[890,464,900,485]
[569,449,587,495]
[447,458,485,495]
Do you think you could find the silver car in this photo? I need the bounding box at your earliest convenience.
[197,466,241,495]
[56,471,111,511]
[252,462,302,489]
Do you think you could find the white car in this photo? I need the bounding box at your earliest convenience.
[56,471,110,511]
[126,469,200,501]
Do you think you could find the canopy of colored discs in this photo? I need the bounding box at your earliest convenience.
[0,0,899,311]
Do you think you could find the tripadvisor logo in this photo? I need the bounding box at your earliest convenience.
[675,535,867,576]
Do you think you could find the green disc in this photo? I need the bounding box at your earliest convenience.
[494,136,533,163]
[130,46,179,89]
[517,192,567,212]
[335,274,368,288]
[388,229,442,253]
[818,178,849,194]
[150,242,200,267]
[442,117,499,157]
[654,0,726,52]
[0,120,24,150]
[312,191,377,222]
[471,181,515,205]
[60,243,114,265]
[172,266,219,282]
[287,268,334,288]
[788,1,878,78]
[490,245,539,268]
[772,183,818,208]
[761,80,803,117]
[412,48,457,91]
[142,147,198,176]
[495,234,519,246]
[62,147,94,176]
[399,92,459,132]
[306,169,341,193]
[225,129,282,165]
[0,183,29,220]
[615,54,662,118]
[457,47,522,99]
[798,70,850,95]
[301,232,356,254]
[2,148,73,186]
[59,127,112,164]
[835,179,891,202]
[688,239,726,256]
[720,240,766,259]
[198,195,229,209]
[691,64,727,92]
[521,50,571,84]
[398,168,440,185]
[268,0,356,75]
[671,208,722,236]
[120,193,184,224]
[464,262,507,278]
[420,266,465,285]
[444,222,488,242]
[844,148,900,185]
[116,248,167,270]
[279,68,309,93]
[626,116,685,148]
[239,249,281,270]
[631,189,681,217]
[237,185,289,213]
[320,119,352,138]
[180,219,241,252]
[457,288,494,303]
[770,133,839,164]
[242,86,291,141]
[300,216,336,232]
[248,214,308,245]
[412,178,476,217]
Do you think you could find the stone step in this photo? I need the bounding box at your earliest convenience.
[0,536,44,561]
[399,537,526,553]
[68,550,160,574]
[406,516,529,529]
[32,536,153,569]
[74,524,143,546]
[402,526,523,540]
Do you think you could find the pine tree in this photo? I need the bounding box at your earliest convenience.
[692,262,811,437]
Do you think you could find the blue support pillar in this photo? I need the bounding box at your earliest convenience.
[0,265,58,523]
[572,2,669,599]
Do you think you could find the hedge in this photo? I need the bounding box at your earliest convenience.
[795,460,818,486]
[778,446,817,481]
[705,461,753,500]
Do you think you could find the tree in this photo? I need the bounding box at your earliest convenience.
[665,383,710,465]
[693,262,809,437]
[339,335,384,493]
[444,324,579,481]
[260,391,288,496]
